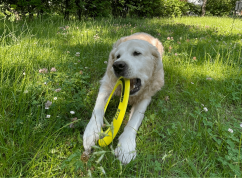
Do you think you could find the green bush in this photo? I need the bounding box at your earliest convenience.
[84,0,112,17]
[161,0,189,17]
[112,0,190,18]
[128,0,164,17]
[0,0,239,19]
[187,2,202,15]
[206,0,237,16]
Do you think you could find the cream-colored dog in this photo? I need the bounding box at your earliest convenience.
[83,32,164,164]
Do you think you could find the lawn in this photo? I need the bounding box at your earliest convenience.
[0,16,242,177]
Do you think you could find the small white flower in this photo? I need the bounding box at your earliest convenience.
[23,90,28,93]
[191,82,194,84]
[55,88,61,92]
[46,115,51,118]
[23,72,26,75]
[74,63,77,65]
[54,97,57,100]
[50,67,57,72]
[85,67,88,69]
[228,128,233,133]
[70,111,75,114]
[240,123,242,128]
[104,61,107,64]
[44,82,47,85]
[45,100,52,108]
[203,107,208,112]
[39,68,48,74]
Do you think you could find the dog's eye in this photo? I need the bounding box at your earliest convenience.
[133,51,141,56]
[117,54,120,59]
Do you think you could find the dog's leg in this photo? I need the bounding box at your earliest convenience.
[115,98,151,164]
[83,85,111,153]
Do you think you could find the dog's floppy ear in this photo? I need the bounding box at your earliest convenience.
[113,36,128,48]
[150,44,165,93]
[151,46,161,61]
[153,38,164,60]
[150,43,164,78]
[113,39,122,48]
[110,37,125,61]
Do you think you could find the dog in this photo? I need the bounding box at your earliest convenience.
[83,32,164,164]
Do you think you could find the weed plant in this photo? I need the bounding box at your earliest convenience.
[0,16,242,177]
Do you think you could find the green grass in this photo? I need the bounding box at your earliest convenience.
[0,16,242,177]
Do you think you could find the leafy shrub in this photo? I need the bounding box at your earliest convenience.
[206,0,237,16]
[128,0,164,17]
[0,0,239,20]
[160,0,190,17]
[112,0,190,18]
[187,2,202,15]
[84,0,112,17]
[111,0,129,18]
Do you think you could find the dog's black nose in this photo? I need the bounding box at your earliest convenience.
[113,61,127,72]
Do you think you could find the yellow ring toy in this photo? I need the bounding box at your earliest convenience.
[98,77,130,147]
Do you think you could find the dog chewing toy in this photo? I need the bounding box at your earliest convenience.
[98,77,130,147]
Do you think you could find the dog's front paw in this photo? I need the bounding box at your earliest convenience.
[83,118,102,153]
[115,133,136,164]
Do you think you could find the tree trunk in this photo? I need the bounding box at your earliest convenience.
[64,0,70,20]
[75,0,81,20]
[201,0,207,16]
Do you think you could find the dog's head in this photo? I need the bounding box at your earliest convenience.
[107,39,164,97]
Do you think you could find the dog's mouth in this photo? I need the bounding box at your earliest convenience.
[130,78,141,95]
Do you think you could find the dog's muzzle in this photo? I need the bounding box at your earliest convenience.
[113,61,141,95]
[113,61,127,77]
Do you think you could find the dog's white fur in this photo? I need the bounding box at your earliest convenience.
[83,33,164,164]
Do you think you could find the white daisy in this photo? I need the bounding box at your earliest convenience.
[203,107,208,112]
[228,128,233,133]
